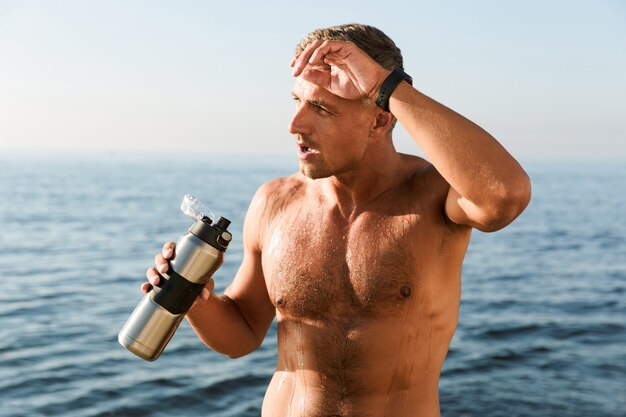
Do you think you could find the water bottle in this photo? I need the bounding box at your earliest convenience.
[118,194,232,361]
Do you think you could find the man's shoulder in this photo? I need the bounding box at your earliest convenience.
[397,153,447,188]
[397,154,469,231]
[255,173,307,200]
[398,153,429,173]
[247,173,308,219]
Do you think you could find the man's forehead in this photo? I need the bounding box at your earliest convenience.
[292,77,346,106]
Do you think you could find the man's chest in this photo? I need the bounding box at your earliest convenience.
[261,208,430,319]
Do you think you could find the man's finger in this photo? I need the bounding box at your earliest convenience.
[162,242,175,259]
[146,267,161,286]
[293,40,323,76]
[199,288,211,301]
[140,282,152,294]
[307,40,345,66]
[299,67,332,90]
[154,253,169,274]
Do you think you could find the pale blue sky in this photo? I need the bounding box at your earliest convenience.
[1,0,624,160]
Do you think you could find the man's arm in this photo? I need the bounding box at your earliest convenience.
[147,186,275,359]
[185,185,275,358]
[292,40,531,231]
[389,82,531,231]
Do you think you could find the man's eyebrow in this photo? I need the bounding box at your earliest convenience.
[291,92,338,114]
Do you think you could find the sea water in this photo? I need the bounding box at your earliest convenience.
[0,153,624,417]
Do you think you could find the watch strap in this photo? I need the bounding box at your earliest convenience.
[375,67,413,112]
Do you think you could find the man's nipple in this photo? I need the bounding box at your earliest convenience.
[400,285,412,298]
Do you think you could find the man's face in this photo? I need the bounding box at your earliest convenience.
[289,78,376,179]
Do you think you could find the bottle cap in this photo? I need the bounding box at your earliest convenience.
[189,217,232,251]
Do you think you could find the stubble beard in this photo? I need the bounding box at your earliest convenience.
[299,160,331,180]
[299,156,360,180]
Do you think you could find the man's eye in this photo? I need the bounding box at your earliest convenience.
[313,105,330,115]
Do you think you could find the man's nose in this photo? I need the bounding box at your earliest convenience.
[288,104,311,136]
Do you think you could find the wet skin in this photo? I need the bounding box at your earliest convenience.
[150,39,530,417]
[257,157,471,417]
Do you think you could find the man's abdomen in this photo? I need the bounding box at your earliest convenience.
[262,315,449,417]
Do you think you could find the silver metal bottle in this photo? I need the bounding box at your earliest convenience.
[118,195,232,361]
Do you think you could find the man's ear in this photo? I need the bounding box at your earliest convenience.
[370,109,395,137]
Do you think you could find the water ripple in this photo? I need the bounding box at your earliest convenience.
[2,157,625,417]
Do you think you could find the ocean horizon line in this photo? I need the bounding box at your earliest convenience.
[1,149,626,166]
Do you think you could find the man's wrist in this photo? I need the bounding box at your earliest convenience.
[375,67,413,112]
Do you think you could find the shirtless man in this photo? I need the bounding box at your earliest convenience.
[142,24,531,417]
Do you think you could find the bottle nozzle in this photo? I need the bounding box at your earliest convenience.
[216,217,231,229]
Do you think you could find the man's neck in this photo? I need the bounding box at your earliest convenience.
[317,144,404,221]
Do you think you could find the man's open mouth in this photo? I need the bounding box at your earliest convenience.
[297,144,318,159]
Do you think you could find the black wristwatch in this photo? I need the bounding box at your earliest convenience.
[375,67,413,112]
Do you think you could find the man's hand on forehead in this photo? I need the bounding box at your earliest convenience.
[290,39,389,102]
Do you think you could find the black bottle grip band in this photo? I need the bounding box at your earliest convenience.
[152,269,206,315]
